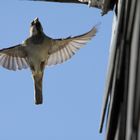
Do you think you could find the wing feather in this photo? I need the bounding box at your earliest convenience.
[47,25,98,66]
[0,44,28,71]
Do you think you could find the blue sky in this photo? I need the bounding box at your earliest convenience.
[0,0,113,140]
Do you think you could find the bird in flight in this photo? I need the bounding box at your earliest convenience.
[0,17,98,105]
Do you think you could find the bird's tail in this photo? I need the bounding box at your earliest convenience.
[33,72,43,105]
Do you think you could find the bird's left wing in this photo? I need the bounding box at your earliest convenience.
[47,25,98,66]
[0,44,28,71]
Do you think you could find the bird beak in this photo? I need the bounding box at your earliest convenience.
[31,17,39,26]
[34,17,39,23]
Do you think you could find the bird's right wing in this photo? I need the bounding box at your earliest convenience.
[47,25,99,66]
[0,44,28,71]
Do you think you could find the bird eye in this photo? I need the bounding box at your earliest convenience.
[31,21,34,26]
[36,22,41,28]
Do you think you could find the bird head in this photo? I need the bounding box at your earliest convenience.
[30,17,43,36]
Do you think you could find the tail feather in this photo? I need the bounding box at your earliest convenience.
[33,73,43,105]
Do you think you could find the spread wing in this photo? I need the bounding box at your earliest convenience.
[0,44,28,71]
[47,25,98,66]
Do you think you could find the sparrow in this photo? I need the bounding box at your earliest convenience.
[0,17,98,105]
